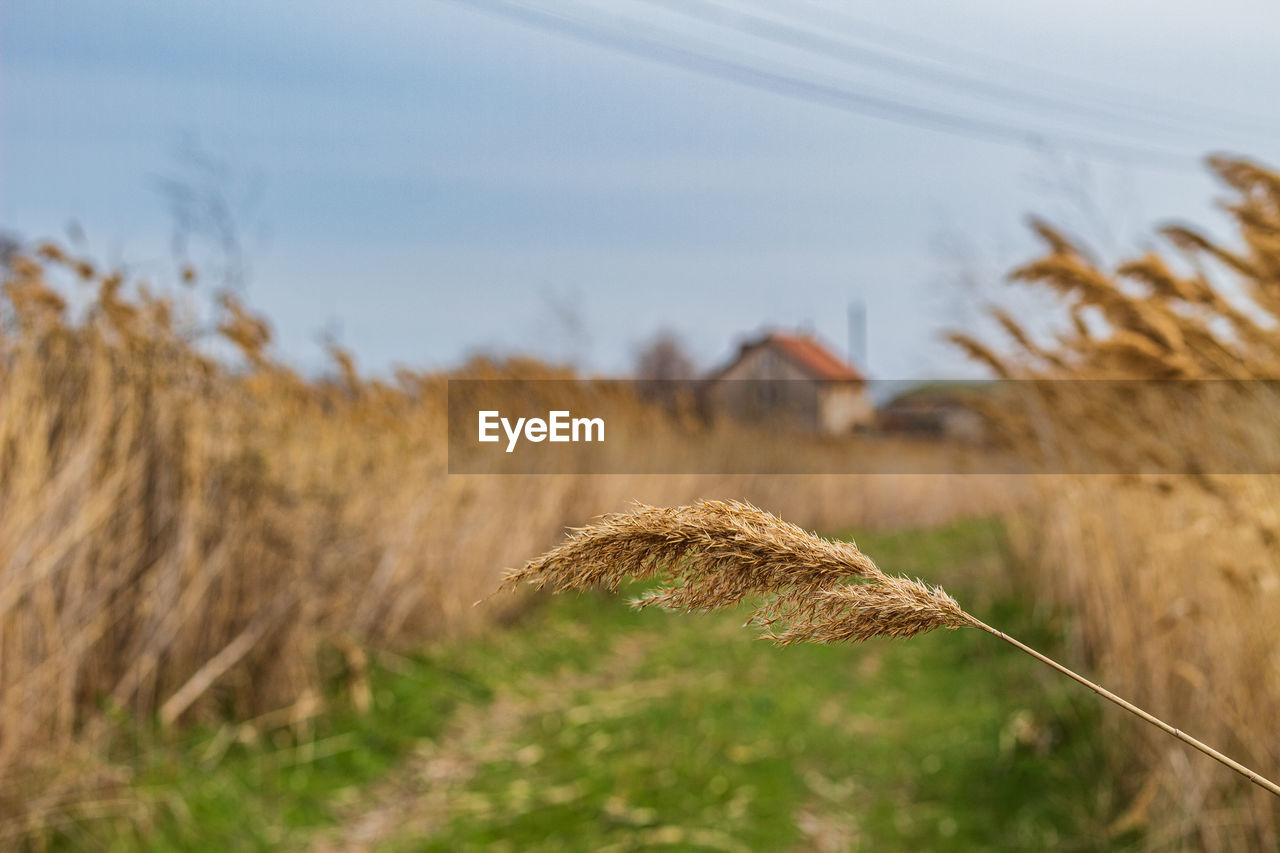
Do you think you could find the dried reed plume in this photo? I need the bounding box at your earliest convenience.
[504,499,966,637]
[504,499,1280,800]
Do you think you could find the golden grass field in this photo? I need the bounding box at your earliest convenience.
[4,155,1280,850]
[953,156,1280,849]
[0,245,1016,845]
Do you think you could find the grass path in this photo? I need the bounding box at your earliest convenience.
[91,518,1128,851]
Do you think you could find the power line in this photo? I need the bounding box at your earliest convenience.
[635,0,1243,142]
[786,0,1280,138]
[443,0,1200,170]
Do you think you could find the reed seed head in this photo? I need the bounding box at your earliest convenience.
[504,499,979,644]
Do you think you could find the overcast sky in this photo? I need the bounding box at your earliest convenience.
[4,0,1279,378]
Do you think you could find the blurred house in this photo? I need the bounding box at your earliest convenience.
[704,331,872,435]
[876,383,988,443]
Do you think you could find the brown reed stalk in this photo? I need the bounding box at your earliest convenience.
[503,499,1280,800]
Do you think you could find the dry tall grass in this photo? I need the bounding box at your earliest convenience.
[0,247,1013,842]
[951,156,1280,850]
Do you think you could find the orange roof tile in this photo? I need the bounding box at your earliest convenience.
[766,333,864,381]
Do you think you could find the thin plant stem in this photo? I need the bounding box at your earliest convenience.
[970,619,1280,799]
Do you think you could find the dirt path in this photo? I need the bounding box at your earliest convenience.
[242,520,1106,852]
[303,631,693,851]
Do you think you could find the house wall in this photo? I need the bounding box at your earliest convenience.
[817,383,874,434]
[707,346,820,431]
[707,344,871,434]
[716,345,815,382]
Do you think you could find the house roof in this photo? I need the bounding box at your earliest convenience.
[714,331,865,381]
[769,333,864,380]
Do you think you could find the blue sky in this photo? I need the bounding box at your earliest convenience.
[4,0,1279,378]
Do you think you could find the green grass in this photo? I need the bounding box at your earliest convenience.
[59,517,1126,851]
